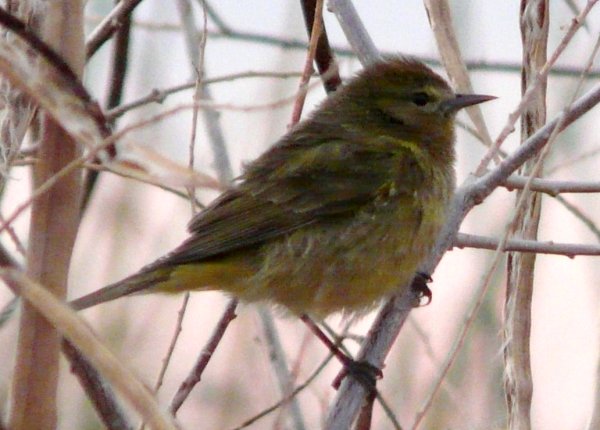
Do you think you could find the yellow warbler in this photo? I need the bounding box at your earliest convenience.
[71,57,494,318]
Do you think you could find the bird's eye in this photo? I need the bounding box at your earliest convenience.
[411,92,430,106]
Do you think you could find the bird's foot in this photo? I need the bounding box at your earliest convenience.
[332,356,383,391]
[412,271,433,306]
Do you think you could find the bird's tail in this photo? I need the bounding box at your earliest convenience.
[69,267,173,311]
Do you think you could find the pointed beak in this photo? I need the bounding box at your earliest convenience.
[441,93,497,113]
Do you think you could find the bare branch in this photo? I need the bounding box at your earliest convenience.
[86,0,145,59]
[454,232,600,257]
[168,299,238,415]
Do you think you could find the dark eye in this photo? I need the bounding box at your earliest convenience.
[411,92,430,106]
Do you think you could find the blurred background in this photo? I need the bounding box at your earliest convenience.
[1,1,599,429]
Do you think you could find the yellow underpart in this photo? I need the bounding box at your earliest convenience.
[156,253,258,294]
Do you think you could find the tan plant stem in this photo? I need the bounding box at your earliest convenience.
[504,3,549,429]
[10,3,85,430]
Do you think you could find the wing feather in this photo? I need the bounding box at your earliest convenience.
[163,125,422,265]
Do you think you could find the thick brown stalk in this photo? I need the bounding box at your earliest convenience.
[9,3,85,430]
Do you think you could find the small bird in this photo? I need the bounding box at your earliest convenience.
[71,57,494,318]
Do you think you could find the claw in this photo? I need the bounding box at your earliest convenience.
[412,272,433,306]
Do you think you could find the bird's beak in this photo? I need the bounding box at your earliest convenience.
[441,93,497,113]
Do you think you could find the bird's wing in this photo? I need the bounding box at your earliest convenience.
[163,136,423,265]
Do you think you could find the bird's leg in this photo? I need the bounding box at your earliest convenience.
[300,315,382,391]
[412,271,433,306]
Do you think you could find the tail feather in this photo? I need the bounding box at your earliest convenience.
[70,267,172,310]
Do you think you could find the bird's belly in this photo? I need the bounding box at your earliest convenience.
[244,203,443,318]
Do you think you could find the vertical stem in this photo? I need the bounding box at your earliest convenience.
[10,3,84,430]
[326,0,380,66]
[259,308,306,430]
[299,0,341,93]
[504,2,548,429]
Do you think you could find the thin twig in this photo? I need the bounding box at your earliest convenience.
[229,352,335,430]
[258,308,307,430]
[554,195,600,242]
[85,15,600,79]
[138,293,190,430]
[85,0,145,59]
[424,0,494,155]
[181,0,234,185]
[290,0,324,125]
[168,299,238,415]
[155,295,190,394]
[0,212,25,256]
[81,0,134,210]
[83,162,206,206]
[546,145,600,174]
[300,0,341,93]
[106,70,305,119]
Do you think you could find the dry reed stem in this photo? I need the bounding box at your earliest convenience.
[9,3,85,429]
[503,2,549,429]
[3,269,179,430]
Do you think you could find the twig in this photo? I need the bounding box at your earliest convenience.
[86,0,145,59]
[138,293,190,430]
[0,295,18,329]
[105,70,305,119]
[503,176,600,194]
[554,195,600,242]
[62,340,132,430]
[327,0,380,65]
[168,299,238,415]
[300,0,341,93]
[468,81,600,207]
[158,295,191,394]
[202,1,232,34]
[83,162,206,205]
[229,352,335,430]
[81,0,134,210]
[180,0,233,185]
[454,232,600,257]
[86,16,600,79]
[8,4,86,429]
[290,0,324,125]
[424,0,494,154]
[546,145,600,174]
[177,0,207,190]
[258,307,307,430]
[0,212,25,256]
